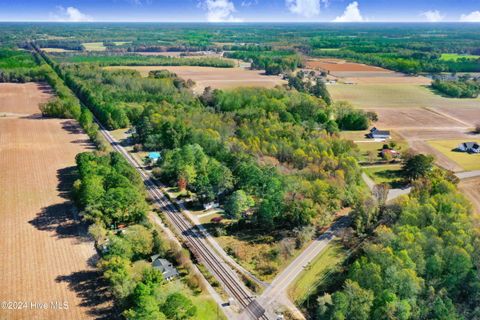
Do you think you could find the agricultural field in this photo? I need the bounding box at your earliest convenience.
[459,177,480,221]
[329,84,480,109]
[306,58,391,73]
[0,83,108,319]
[82,42,106,51]
[137,51,224,59]
[440,53,480,61]
[105,65,286,94]
[43,48,77,53]
[428,140,480,171]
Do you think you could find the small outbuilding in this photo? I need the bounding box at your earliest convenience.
[151,255,179,281]
[368,127,391,140]
[456,142,480,154]
[147,152,161,162]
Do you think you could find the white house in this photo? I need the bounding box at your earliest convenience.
[456,142,480,153]
[151,255,179,281]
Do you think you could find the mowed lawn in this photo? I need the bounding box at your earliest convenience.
[288,241,347,304]
[329,84,480,109]
[428,140,480,171]
[363,164,404,187]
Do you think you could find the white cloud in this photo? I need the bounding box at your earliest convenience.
[421,10,444,22]
[333,1,364,22]
[241,0,258,8]
[53,6,93,22]
[460,11,480,22]
[203,0,243,22]
[286,0,320,18]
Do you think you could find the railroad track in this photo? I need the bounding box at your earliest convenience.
[32,43,271,319]
[99,127,270,320]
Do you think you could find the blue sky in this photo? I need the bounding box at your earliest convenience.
[0,0,479,22]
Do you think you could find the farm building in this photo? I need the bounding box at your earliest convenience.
[151,255,179,281]
[381,148,399,159]
[456,142,480,153]
[368,127,391,140]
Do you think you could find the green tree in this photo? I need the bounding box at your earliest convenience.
[224,190,254,219]
[161,292,197,320]
[402,154,434,181]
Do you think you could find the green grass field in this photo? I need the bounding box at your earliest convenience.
[428,140,480,171]
[288,241,347,304]
[440,53,480,61]
[363,164,404,187]
[82,42,107,51]
[329,84,480,109]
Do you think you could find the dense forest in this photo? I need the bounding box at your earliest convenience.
[224,50,302,75]
[75,152,201,319]
[55,54,235,68]
[317,169,480,319]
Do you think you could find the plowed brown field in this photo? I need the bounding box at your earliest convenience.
[0,83,110,320]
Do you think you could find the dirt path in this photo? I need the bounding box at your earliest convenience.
[0,83,111,320]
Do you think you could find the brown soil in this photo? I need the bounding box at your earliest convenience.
[0,83,111,320]
[105,65,286,94]
[459,177,480,224]
[306,59,391,72]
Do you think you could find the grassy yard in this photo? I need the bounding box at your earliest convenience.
[428,139,480,171]
[288,240,347,304]
[191,295,226,320]
[83,42,106,51]
[440,53,480,61]
[363,164,404,188]
[340,130,407,163]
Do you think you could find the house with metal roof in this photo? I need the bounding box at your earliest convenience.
[368,127,391,140]
[151,255,179,281]
[456,142,480,154]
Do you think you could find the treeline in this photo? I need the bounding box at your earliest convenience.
[224,50,302,75]
[59,64,198,129]
[75,152,199,319]
[312,48,480,74]
[58,54,235,68]
[34,39,84,51]
[317,169,480,320]
[0,48,47,82]
[432,79,480,98]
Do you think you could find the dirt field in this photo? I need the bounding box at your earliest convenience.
[460,177,480,214]
[0,83,110,319]
[329,84,480,109]
[136,51,224,58]
[105,65,286,94]
[306,58,391,73]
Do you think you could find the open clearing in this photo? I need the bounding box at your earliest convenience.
[328,70,480,172]
[306,58,391,73]
[82,42,106,51]
[105,65,286,94]
[459,177,480,222]
[288,241,346,304]
[136,51,225,58]
[440,53,480,61]
[428,140,480,171]
[0,83,109,319]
